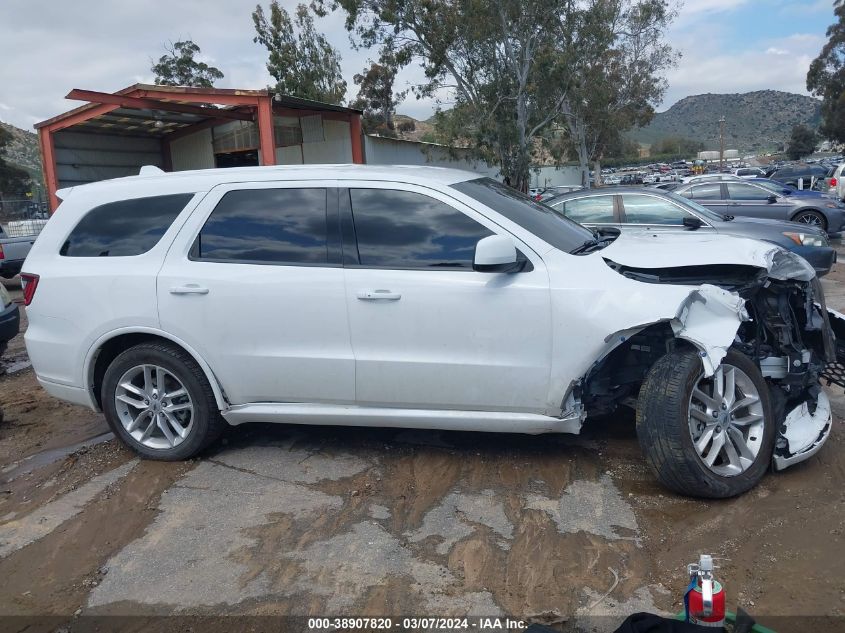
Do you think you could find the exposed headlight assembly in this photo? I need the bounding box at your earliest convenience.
[783,231,829,247]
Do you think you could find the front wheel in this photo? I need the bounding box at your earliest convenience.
[636,349,775,498]
[101,342,227,460]
[792,210,827,231]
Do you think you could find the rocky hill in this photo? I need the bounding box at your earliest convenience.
[630,90,822,153]
[0,120,42,183]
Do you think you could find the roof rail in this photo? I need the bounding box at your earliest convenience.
[139,165,165,176]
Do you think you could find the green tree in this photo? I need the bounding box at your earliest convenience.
[786,124,818,160]
[319,0,673,191]
[552,0,675,187]
[151,40,224,88]
[253,2,347,104]
[350,54,405,136]
[808,0,845,143]
[0,127,30,198]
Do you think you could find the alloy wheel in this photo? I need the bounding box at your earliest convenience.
[114,364,194,449]
[687,364,765,477]
[795,212,823,227]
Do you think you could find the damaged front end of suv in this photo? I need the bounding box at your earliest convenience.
[577,243,841,497]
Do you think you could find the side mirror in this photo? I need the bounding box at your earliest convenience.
[683,216,703,230]
[473,235,521,273]
[767,194,778,204]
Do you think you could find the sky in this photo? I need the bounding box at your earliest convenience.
[0,0,838,132]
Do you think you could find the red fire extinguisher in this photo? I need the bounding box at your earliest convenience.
[684,554,726,628]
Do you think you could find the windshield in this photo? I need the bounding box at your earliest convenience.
[451,178,595,253]
[752,180,787,194]
[664,191,727,222]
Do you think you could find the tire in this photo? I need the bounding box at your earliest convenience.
[636,349,775,498]
[101,342,227,460]
[792,210,827,231]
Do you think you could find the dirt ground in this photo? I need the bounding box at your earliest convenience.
[1,263,844,633]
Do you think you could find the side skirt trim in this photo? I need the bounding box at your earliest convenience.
[221,403,582,435]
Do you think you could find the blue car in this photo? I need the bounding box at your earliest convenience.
[748,178,837,200]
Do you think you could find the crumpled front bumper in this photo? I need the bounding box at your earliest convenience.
[773,390,833,470]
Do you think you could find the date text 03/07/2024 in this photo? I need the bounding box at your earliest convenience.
[307,617,528,630]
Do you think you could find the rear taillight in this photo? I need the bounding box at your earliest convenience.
[20,273,39,306]
[831,178,838,187]
[0,244,4,260]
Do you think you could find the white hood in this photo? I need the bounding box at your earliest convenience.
[597,231,816,281]
[599,231,777,269]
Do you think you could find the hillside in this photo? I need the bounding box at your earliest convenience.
[630,90,822,153]
[0,120,42,184]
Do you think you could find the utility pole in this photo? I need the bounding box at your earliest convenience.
[719,115,726,172]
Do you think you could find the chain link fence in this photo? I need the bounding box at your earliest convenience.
[0,199,49,238]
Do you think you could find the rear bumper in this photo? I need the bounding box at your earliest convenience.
[0,301,20,345]
[36,376,98,409]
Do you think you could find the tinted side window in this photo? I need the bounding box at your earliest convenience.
[194,188,328,264]
[562,196,615,223]
[726,183,772,201]
[350,189,492,269]
[61,194,193,257]
[689,184,723,200]
[621,194,690,225]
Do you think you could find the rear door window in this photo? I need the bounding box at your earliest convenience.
[688,183,724,200]
[560,196,615,223]
[726,183,772,200]
[60,193,193,257]
[193,188,329,265]
[620,194,691,225]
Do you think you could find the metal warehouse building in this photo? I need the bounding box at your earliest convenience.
[35,84,364,211]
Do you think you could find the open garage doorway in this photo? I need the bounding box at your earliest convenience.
[215,150,259,168]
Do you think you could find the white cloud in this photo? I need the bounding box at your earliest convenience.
[659,32,825,110]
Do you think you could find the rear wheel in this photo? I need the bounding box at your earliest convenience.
[636,349,775,498]
[792,210,827,231]
[102,342,226,460]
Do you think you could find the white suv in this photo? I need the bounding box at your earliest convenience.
[22,165,841,498]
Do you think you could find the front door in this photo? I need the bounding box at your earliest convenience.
[725,181,792,221]
[157,182,354,405]
[340,183,552,413]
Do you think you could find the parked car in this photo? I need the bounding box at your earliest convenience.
[22,165,842,498]
[732,167,765,179]
[536,185,583,201]
[620,173,643,185]
[0,222,43,279]
[0,282,20,358]
[543,187,836,276]
[672,180,845,234]
[768,164,829,190]
[748,177,840,202]
[826,162,845,201]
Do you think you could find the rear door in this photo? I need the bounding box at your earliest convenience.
[157,181,354,406]
[681,182,731,216]
[725,181,792,221]
[340,182,552,413]
[546,193,618,230]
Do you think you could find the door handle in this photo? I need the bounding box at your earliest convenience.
[357,289,401,301]
[170,284,209,295]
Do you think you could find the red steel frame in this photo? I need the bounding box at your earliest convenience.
[35,85,364,212]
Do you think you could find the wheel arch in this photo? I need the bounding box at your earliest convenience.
[85,328,228,412]
[790,206,827,226]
